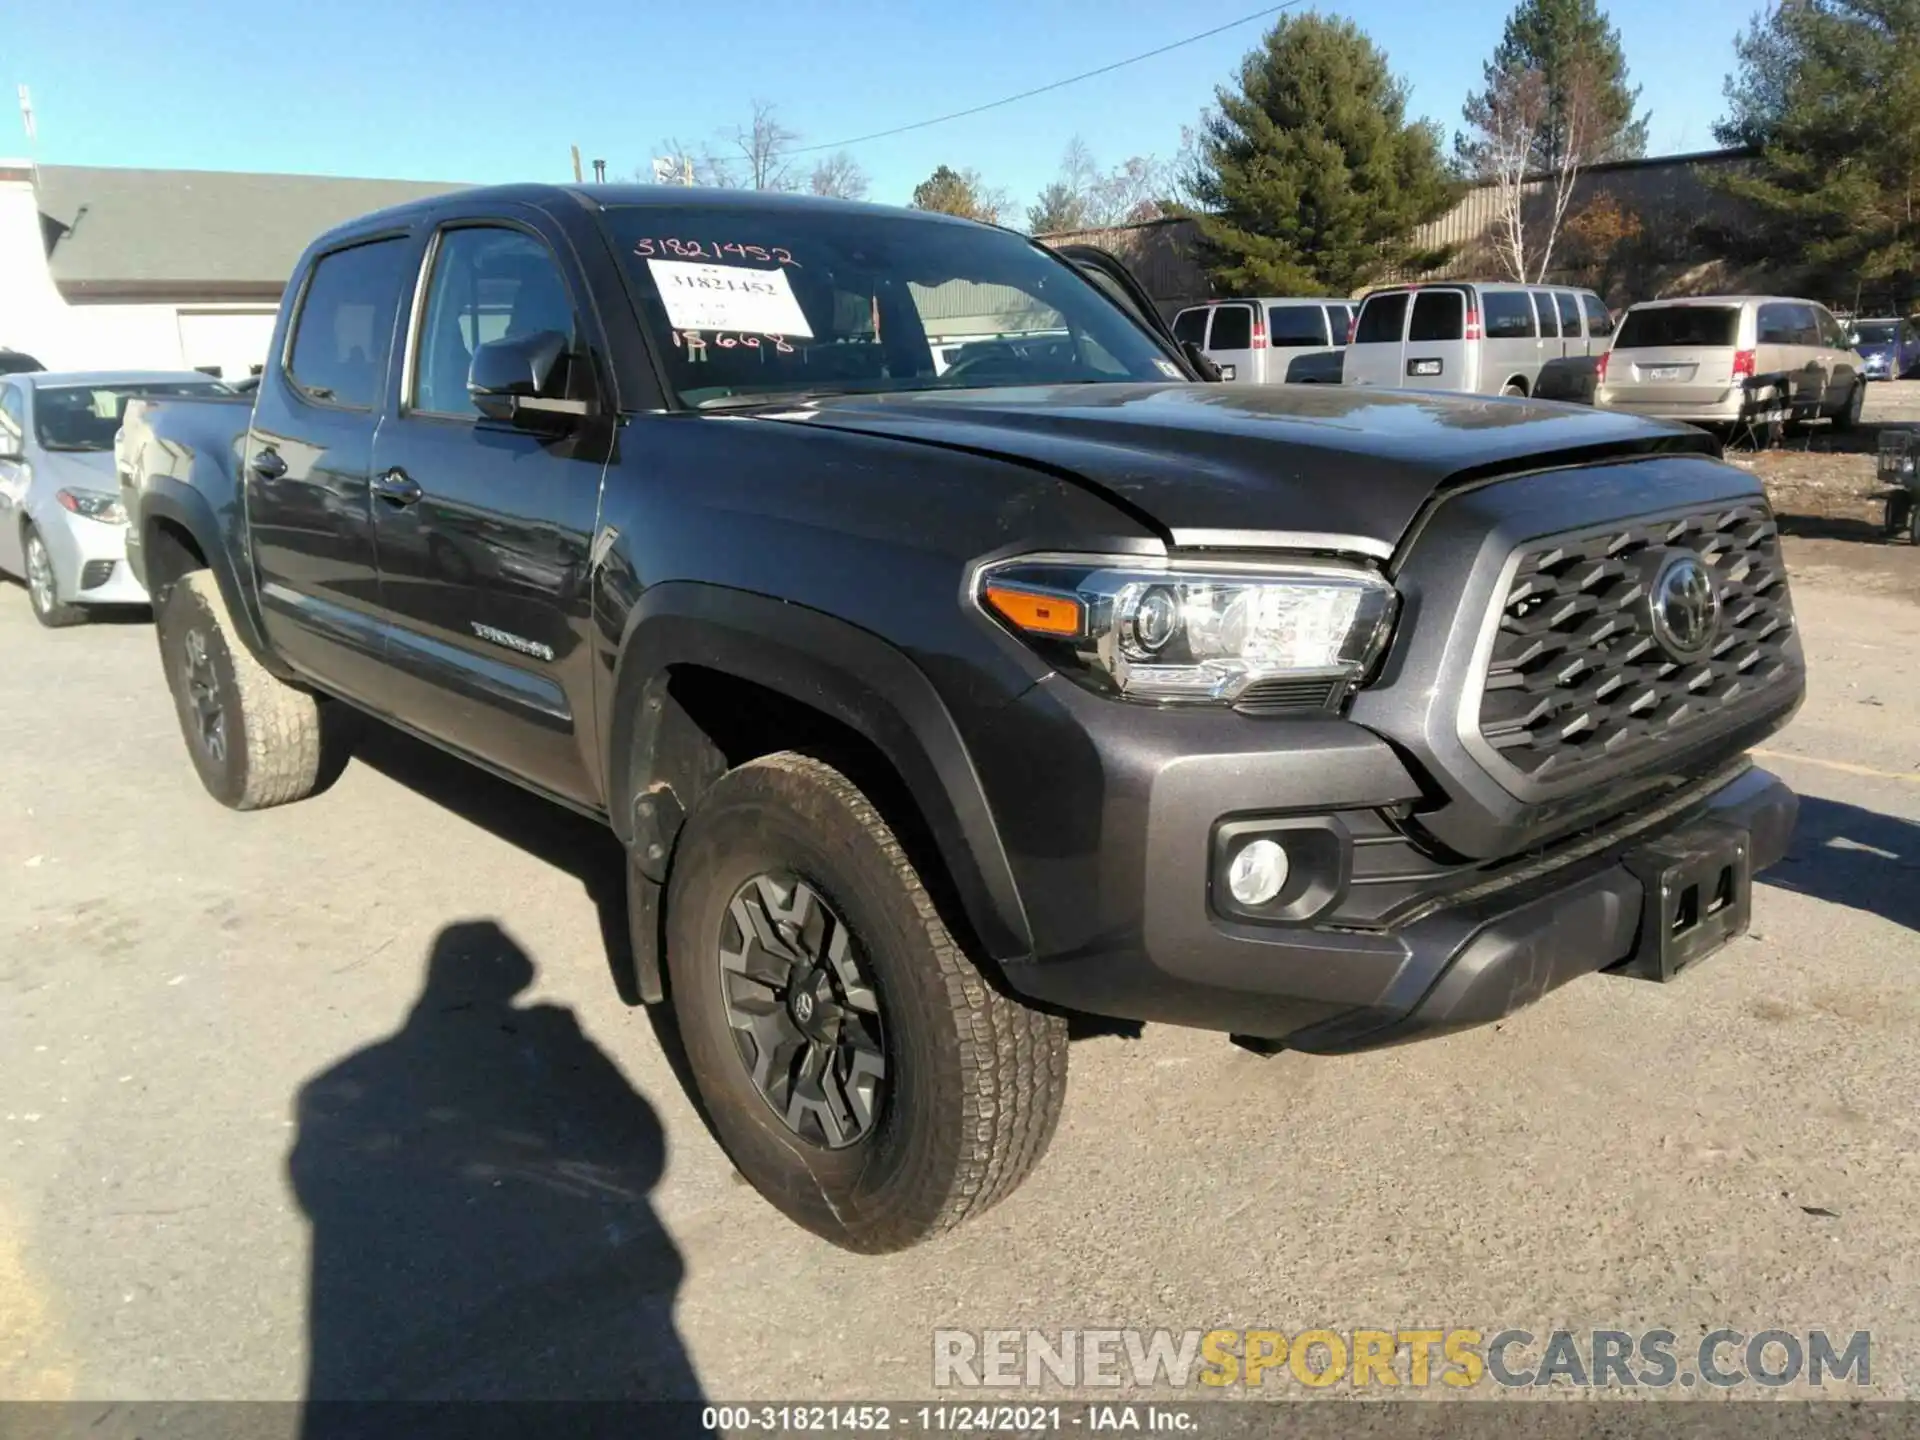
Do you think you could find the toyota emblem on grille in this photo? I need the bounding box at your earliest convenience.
[1649,553,1721,662]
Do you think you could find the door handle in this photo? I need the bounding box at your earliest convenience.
[373,467,422,507]
[250,450,288,481]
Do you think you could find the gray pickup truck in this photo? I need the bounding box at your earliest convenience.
[119,184,1803,1252]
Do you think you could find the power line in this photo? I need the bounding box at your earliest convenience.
[790,1,1302,155]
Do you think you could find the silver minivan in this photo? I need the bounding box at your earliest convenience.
[1596,296,1865,430]
[1341,281,1614,396]
[1170,297,1355,384]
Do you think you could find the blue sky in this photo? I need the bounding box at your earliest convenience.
[6,0,1758,214]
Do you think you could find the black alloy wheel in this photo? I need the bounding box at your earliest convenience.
[718,872,887,1149]
[180,625,229,766]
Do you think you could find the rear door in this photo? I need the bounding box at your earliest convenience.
[1404,287,1470,390]
[1552,291,1586,357]
[1479,288,1541,392]
[365,209,614,805]
[1609,302,1745,408]
[1265,301,1331,383]
[1205,303,1258,382]
[247,232,417,702]
[1757,302,1826,414]
[1342,290,1410,386]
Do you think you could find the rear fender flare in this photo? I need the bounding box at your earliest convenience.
[606,582,1033,969]
[139,481,288,678]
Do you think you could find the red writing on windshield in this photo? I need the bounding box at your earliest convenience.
[635,237,800,266]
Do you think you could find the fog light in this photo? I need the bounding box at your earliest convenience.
[1227,838,1289,907]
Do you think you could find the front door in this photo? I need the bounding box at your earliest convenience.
[366,216,611,805]
[0,382,28,576]
[246,234,417,702]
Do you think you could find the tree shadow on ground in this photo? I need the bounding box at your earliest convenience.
[1760,794,1920,932]
[290,920,707,1436]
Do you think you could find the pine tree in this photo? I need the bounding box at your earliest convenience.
[1176,12,1459,295]
[1710,0,1920,301]
[1469,0,1648,174]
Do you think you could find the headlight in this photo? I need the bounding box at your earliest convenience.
[979,555,1398,705]
[57,488,127,525]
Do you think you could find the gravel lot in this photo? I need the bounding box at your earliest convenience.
[2,519,1917,1405]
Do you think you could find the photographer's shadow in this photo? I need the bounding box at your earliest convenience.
[289,920,703,1417]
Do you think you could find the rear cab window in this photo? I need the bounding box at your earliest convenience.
[1266,304,1328,347]
[1617,305,1742,348]
[285,237,412,409]
[1408,289,1465,342]
[1209,305,1252,350]
[1482,290,1536,339]
[1354,291,1409,344]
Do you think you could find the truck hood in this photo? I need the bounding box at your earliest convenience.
[759,383,1715,554]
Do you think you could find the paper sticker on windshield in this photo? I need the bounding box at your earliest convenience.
[647,259,813,338]
[1153,358,1183,379]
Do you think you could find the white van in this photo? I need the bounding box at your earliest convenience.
[1170,297,1355,384]
[1341,282,1615,397]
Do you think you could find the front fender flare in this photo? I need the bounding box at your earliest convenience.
[606,582,1033,967]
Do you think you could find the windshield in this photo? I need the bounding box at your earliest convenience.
[33,381,225,451]
[1614,306,1740,349]
[600,204,1182,407]
[1853,321,1899,345]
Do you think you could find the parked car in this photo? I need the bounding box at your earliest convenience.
[121,186,1801,1252]
[1342,281,1615,399]
[1597,296,1865,432]
[0,370,227,626]
[1170,297,1355,383]
[1847,316,1920,381]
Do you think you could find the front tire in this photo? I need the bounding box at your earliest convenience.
[664,753,1068,1252]
[23,526,85,628]
[155,570,352,809]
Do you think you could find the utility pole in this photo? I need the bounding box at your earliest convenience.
[570,144,582,183]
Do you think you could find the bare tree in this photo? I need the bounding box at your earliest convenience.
[809,151,870,201]
[724,99,801,192]
[1027,137,1172,233]
[1460,50,1613,282]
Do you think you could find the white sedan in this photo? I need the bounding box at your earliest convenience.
[0,370,227,627]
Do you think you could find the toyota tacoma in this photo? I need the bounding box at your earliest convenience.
[118,186,1803,1252]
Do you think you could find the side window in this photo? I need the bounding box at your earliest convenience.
[1208,305,1252,350]
[1408,289,1465,342]
[414,226,578,417]
[285,238,410,409]
[1482,290,1536,339]
[1172,309,1208,347]
[1555,291,1583,337]
[1815,308,1848,350]
[1266,304,1328,347]
[1326,304,1355,344]
[1582,292,1615,338]
[1354,292,1409,344]
[1532,291,1560,338]
[1756,304,1795,346]
[0,385,23,453]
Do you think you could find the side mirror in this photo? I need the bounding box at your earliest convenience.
[468,331,585,425]
[1182,340,1224,382]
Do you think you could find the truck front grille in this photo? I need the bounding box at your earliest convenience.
[1476,501,1795,783]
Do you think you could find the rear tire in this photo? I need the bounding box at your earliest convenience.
[664,752,1068,1252]
[1501,381,1527,398]
[155,570,353,809]
[1832,380,1865,432]
[23,526,85,628]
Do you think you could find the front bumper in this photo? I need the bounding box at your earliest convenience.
[40,509,149,606]
[977,652,1797,1050]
